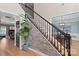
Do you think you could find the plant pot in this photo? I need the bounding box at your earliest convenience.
[22,42,29,50]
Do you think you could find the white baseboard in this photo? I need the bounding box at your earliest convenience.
[28,48,48,56]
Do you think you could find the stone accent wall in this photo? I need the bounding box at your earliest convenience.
[28,24,61,56]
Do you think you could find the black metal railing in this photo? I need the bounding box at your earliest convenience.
[20,3,71,56]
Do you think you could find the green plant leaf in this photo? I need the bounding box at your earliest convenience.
[19,13,32,39]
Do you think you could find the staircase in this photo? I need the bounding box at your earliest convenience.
[20,3,71,56]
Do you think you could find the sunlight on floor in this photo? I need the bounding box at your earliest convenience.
[0,38,8,50]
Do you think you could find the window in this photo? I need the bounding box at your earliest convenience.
[0,26,6,36]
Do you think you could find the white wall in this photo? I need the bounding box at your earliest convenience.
[34,3,79,22]
[0,3,25,25]
[0,3,24,16]
[34,3,79,41]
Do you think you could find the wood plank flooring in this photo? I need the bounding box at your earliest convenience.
[0,38,40,56]
[54,39,79,56]
[50,37,79,56]
[71,40,79,56]
[0,37,79,56]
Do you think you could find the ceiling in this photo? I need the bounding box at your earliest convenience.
[0,10,18,25]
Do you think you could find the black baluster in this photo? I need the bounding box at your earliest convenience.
[66,33,71,56]
[53,29,55,46]
[49,25,50,42]
[60,34,62,54]
[63,35,66,56]
[52,27,53,44]
[47,23,48,40]
[57,37,59,50]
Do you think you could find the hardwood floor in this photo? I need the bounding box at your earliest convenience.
[0,38,40,56]
[71,40,79,56]
[50,37,79,56]
[0,37,79,56]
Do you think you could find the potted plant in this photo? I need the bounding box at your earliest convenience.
[20,13,32,50]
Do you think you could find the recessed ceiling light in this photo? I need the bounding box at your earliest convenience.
[60,23,65,26]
